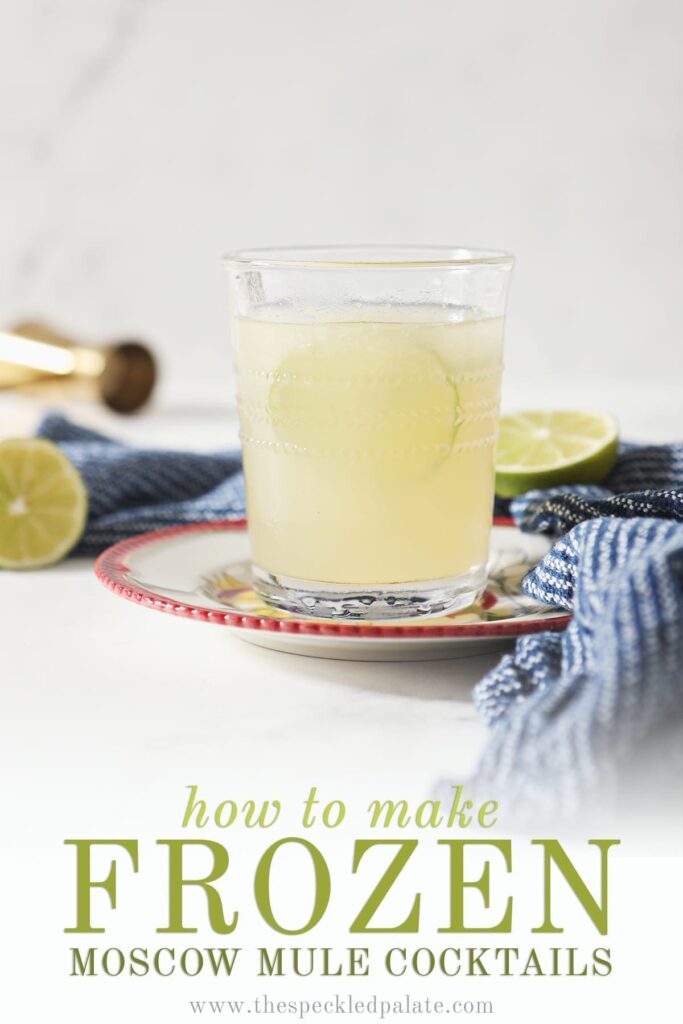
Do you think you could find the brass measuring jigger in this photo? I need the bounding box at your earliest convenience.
[0,321,157,413]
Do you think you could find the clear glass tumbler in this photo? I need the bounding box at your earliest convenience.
[224,246,513,620]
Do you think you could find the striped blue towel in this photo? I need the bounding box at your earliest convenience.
[38,413,245,555]
[475,443,683,813]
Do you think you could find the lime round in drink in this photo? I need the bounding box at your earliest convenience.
[267,335,460,464]
[235,312,504,584]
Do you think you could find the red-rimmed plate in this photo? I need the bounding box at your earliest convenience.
[94,520,570,661]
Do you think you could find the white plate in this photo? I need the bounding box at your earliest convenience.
[95,520,569,661]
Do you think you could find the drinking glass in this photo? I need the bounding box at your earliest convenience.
[224,246,513,620]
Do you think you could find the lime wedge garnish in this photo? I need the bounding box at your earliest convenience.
[495,410,619,498]
[267,335,459,467]
[0,438,88,568]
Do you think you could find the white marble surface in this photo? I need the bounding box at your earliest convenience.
[1,395,494,794]
[1,390,682,1024]
[1,377,679,802]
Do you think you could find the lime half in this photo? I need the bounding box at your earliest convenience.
[495,410,619,498]
[0,438,88,569]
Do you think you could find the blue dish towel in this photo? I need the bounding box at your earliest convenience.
[475,443,683,813]
[38,413,245,555]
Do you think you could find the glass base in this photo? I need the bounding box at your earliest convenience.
[252,564,488,622]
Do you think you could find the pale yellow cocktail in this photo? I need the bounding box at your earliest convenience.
[233,309,503,588]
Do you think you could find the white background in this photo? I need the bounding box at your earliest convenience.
[0,0,682,403]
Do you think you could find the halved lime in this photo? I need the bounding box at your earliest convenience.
[495,410,619,498]
[0,438,88,569]
[267,336,460,465]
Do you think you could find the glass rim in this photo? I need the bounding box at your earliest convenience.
[222,245,515,270]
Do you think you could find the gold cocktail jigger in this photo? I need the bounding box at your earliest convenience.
[0,321,157,413]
